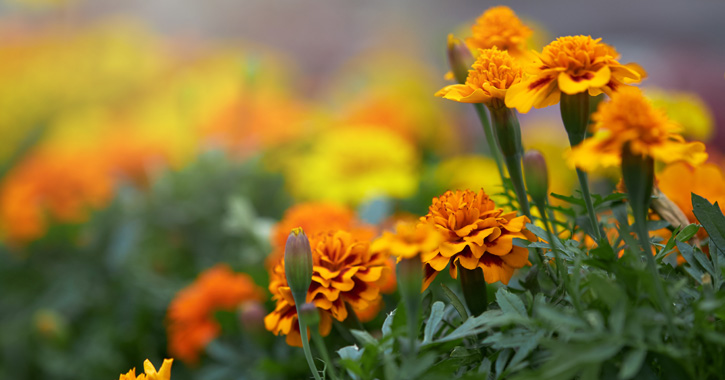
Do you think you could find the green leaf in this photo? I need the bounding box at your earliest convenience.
[441,283,468,320]
[496,288,527,318]
[676,224,700,243]
[619,348,647,380]
[692,193,725,251]
[423,302,445,344]
[350,330,377,347]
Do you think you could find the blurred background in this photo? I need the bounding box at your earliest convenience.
[0,0,723,378]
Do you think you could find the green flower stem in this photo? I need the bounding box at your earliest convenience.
[311,331,340,380]
[473,103,506,185]
[457,261,488,316]
[295,313,323,380]
[560,93,603,241]
[536,201,566,287]
[488,106,531,218]
[397,257,422,359]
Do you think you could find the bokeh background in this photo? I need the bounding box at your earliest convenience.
[0,1,723,379]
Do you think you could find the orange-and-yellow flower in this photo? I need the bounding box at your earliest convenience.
[436,48,523,107]
[568,87,707,171]
[264,230,389,346]
[466,6,533,59]
[419,189,537,288]
[658,162,725,224]
[506,35,646,113]
[119,359,173,380]
[167,265,265,364]
[371,221,444,261]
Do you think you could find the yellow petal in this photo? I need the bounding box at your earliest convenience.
[557,66,611,95]
[505,75,558,113]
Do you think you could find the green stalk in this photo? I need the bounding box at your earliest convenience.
[457,261,488,316]
[560,93,602,241]
[488,106,531,218]
[397,258,422,361]
[473,103,506,185]
[537,202,566,287]
[311,331,340,380]
[296,315,323,380]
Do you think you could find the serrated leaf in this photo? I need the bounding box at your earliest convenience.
[495,349,513,377]
[692,193,725,251]
[423,302,445,344]
[382,309,395,339]
[496,288,527,317]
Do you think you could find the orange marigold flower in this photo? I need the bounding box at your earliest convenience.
[264,230,389,346]
[119,359,173,380]
[658,162,725,224]
[419,189,537,289]
[466,6,533,59]
[506,35,646,113]
[568,87,707,172]
[266,202,375,268]
[436,48,523,107]
[167,264,264,364]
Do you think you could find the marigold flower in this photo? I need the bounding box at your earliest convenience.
[646,88,715,142]
[265,230,389,346]
[466,6,533,59]
[119,359,173,380]
[436,48,523,107]
[658,162,725,225]
[167,265,265,364]
[568,87,707,172]
[371,221,444,261]
[419,189,537,288]
[506,35,646,113]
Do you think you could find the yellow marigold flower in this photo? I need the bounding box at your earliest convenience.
[371,221,444,260]
[265,230,389,346]
[119,359,173,380]
[466,6,533,59]
[436,48,523,107]
[433,155,506,205]
[419,189,537,288]
[285,126,419,206]
[646,88,715,142]
[167,265,265,364]
[506,35,646,113]
[568,87,708,171]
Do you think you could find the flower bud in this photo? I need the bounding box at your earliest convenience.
[298,302,320,327]
[284,227,313,305]
[238,300,266,334]
[447,34,474,84]
[523,150,550,206]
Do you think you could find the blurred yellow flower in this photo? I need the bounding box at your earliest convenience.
[371,221,444,260]
[119,359,173,380]
[436,48,523,107]
[568,87,707,171]
[466,6,533,59]
[434,155,505,204]
[646,88,715,142]
[285,126,419,206]
[506,35,646,113]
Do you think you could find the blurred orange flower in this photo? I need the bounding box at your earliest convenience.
[420,189,537,288]
[466,6,533,59]
[0,149,113,243]
[658,162,725,224]
[264,230,389,346]
[568,87,707,172]
[167,264,265,364]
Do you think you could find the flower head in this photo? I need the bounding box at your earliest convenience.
[371,221,444,261]
[119,359,173,380]
[506,35,646,113]
[167,265,265,364]
[568,87,707,171]
[436,48,523,107]
[265,230,389,346]
[419,189,537,288]
[658,162,725,224]
[466,6,533,59]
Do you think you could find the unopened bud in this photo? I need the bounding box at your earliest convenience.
[284,227,313,305]
[299,302,320,327]
[447,34,474,84]
[238,301,266,333]
[523,150,550,205]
